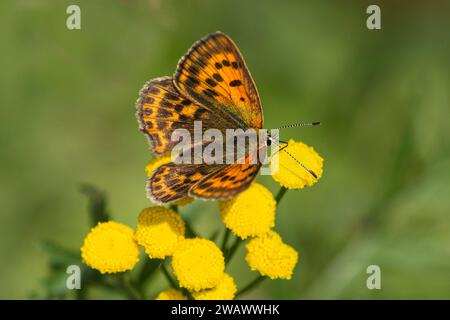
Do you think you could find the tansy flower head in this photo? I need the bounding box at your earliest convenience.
[135,207,185,259]
[192,273,237,300]
[145,154,193,206]
[155,288,186,300]
[245,231,298,280]
[81,221,139,274]
[219,183,276,239]
[172,238,225,291]
[145,152,173,177]
[271,139,323,189]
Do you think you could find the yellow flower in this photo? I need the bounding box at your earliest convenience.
[145,154,193,206]
[135,207,185,259]
[172,238,225,291]
[155,288,187,300]
[192,273,237,300]
[270,139,323,189]
[81,221,139,274]
[219,183,276,239]
[245,231,298,280]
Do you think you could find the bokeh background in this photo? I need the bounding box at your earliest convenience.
[1,0,449,299]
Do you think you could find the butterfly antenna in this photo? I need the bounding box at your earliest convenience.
[277,122,321,129]
[282,148,318,179]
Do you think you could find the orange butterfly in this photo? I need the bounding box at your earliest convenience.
[136,31,266,204]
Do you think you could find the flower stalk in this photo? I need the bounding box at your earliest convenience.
[275,186,288,204]
[236,275,265,298]
[160,262,178,289]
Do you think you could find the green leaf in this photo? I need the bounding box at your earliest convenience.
[40,240,80,267]
[79,183,110,226]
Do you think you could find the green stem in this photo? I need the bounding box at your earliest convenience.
[275,186,288,205]
[209,229,220,242]
[225,237,242,264]
[135,257,159,286]
[160,262,194,300]
[181,288,195,301]
[185,222,198,238]
[160,263,178,289]
[170,204,198,238]
[236,275,265,298]
[221,228,230,254]
[118,274,143,300]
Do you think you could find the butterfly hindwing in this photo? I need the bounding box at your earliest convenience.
[189,162,261,200]
[148,161,261,203]
[174,31,263,130]
[148,162,225,204]
[136,76,225,156]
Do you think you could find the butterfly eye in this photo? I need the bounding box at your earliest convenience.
[266,138,272,146]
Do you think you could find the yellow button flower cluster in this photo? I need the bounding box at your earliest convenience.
[271,139,323,189]
[192,273,237,300]
[145,152,173,178]
[219,183,276,239]
[172,238,225,291]
[81,221,140,274]
[155,288,186,300]
[135,207,185,259]
[80,208,187,273]
[246,231,298,280]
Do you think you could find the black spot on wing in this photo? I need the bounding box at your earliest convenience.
[213,73,223,82]
[188,65,200,76]
[158,108,172,118]
[181,99,191,105]
[143,96,155,104]
[205,78,217,87]
[164,92,179,101]
[174,104,184,112]
[203,88,218,98]
[185,76,200,87]
[229,80,242,87]
[160,99,172,108]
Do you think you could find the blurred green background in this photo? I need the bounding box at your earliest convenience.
[1,0,449,299]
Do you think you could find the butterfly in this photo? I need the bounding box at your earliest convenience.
[136,31,266,204]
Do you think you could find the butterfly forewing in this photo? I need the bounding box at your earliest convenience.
[174,31,263,130]
[137,76,227,155]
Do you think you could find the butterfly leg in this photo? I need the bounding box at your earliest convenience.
[270,139,289,158]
